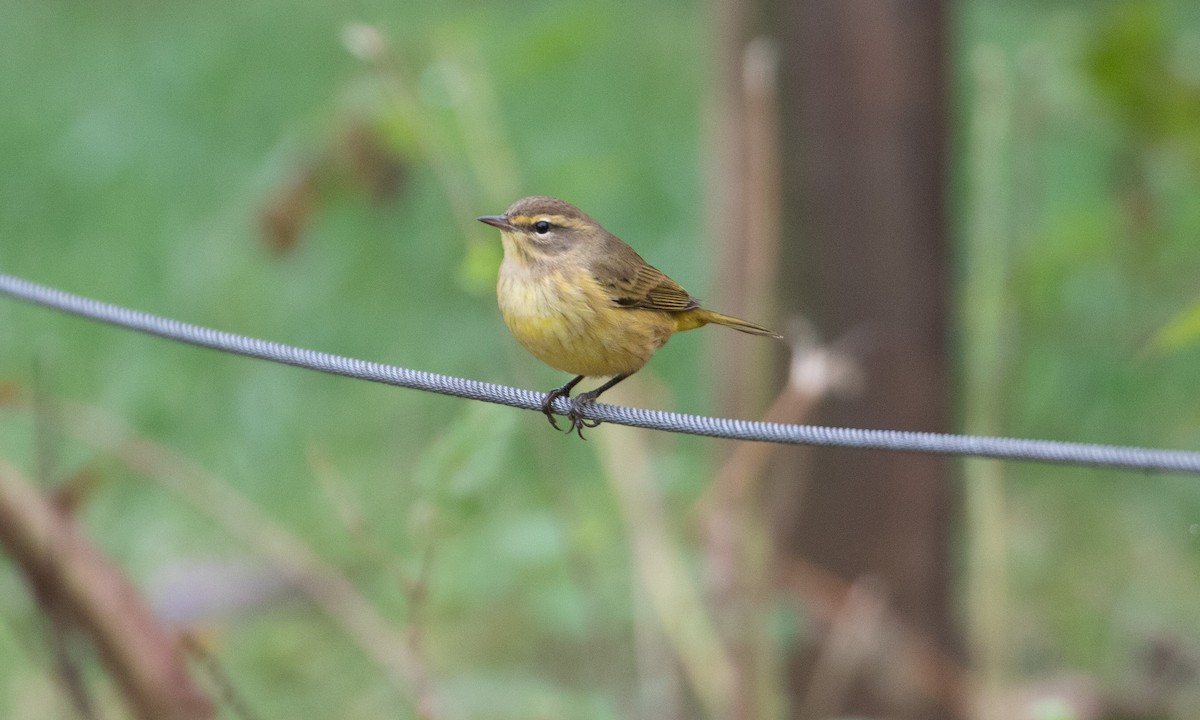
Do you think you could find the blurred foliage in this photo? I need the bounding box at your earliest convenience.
[1152,299,1200,352]
[1085,0,1200,359]
[0,0,712,717]
[1086,0,1200,153]
[959,1,1200,714]
[0,0,1198,717]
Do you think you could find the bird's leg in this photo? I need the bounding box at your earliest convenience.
[542,375,585,431]
[567,373,630,439]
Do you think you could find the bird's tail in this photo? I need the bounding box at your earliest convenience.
[677,308,782,338]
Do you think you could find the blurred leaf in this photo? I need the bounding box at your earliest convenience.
[338,123,410,203]
[1085,0,1200,153]
[1086,0,1172,136]
[259,166,318,254]
[1150,298,1200,353]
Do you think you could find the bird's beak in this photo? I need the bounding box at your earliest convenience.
[477,214,514,231]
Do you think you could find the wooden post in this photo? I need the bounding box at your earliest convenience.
[775,2,958,718]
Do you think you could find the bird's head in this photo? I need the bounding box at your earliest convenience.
[478,196,602,260]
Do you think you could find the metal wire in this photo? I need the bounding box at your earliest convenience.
[2,271,1199,475]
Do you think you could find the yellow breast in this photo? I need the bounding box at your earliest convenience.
[497,261,673,378]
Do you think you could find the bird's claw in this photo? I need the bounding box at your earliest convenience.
[566,398,602,439]
[541,387,570,432]
[541,386,603,440]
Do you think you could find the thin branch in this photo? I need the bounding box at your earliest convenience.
[0,460,214,720]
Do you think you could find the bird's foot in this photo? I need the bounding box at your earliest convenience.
[565,390,604,439]
[541,385,572,432]
[540,375,616,439]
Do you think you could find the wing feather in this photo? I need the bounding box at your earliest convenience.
[591,239,699,312]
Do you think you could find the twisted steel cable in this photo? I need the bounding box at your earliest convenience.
[2,272,1198,474]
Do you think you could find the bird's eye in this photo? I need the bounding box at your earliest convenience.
[533,220,551,234]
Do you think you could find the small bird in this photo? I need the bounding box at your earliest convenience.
[479,196,780,437]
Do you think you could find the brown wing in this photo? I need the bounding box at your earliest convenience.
[592,238,699,312]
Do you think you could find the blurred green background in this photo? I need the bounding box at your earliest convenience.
[1,0,1199,718]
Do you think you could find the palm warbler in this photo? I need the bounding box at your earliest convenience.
[479,196,780,436]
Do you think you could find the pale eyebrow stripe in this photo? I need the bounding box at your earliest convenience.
[508,214,588,230]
